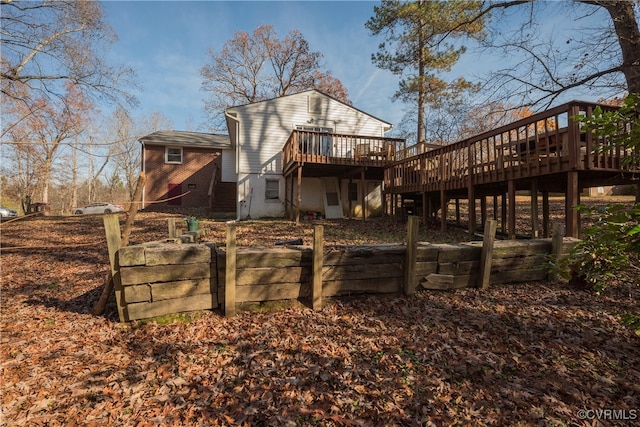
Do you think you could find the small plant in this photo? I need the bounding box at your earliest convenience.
[556,203,640,293]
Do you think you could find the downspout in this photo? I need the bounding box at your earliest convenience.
[225,110,242,221]
[141,141,146,209]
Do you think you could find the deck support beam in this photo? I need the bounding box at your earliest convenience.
[531,180,539,238]
[296,165,302,225]
[501,193,507,235]
[542,191,550,237]
[468,185,476,235]
[440,187,447,231]
[360,170,366,221]
[508,179,516,240]
[566,171,580,238]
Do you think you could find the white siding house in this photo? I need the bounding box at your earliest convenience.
[225,89,397,219]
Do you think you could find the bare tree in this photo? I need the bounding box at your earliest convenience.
[4,82,93,207]
[107,108,173,199]
[200,25,350,129]
[0,0,137,132]
[478,0,640,109]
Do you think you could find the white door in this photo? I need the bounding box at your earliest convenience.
[321,178,343,219]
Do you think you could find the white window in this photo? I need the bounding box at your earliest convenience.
[265,179,280,201]
[165,147,183,164]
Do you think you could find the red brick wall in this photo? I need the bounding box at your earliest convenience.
[144,145,233,209]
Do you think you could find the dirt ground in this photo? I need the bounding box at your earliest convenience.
[1,196,638,426]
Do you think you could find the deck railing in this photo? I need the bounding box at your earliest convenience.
[282,130,406,172]
[385,100,638,194]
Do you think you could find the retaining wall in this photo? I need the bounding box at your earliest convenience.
[114,237,577,322]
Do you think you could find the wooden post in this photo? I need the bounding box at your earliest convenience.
[455,198,460,225]
[542,191,550,237]
[168,218,177,239]
[550,222,565,282]
[501,193,507,234]
[296,166,302,225]
[531,180,539,238]
[360,170,366,221]
[225,223,236,317]
[480,196,487,228]
[440,188,447,231]
[508,179,516,240]
[468,185,476,235]
[312,225,324,310]
[566,171,579,238]
[478,219,498,289]
[100,214,125,321]
[348,177,353,219]
[404,216,419,295]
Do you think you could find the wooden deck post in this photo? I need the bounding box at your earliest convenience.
[455,198,460,225]
[508,179,516,240]
[542,191,550,237]
[493,195,498,221]
[501,193,507,235]
[531,180,539,238]
[480,196,487,228]
[550,222,566,282]
[479,219,498,289]
[312,225,324,310]
[360,170,366,221]
[440,188,447,231]
[404,216,419,295]
[348,177,353,219]
[566,171,580,238]
[296,166,302,225]
[225,223,237,317]
[468,186,476,235]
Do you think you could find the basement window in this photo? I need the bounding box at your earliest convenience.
[265,179,280,201]
[165,147,183,164]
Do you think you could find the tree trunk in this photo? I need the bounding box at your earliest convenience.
[599,0,640,94]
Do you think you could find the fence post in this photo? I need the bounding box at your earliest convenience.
[312,225,324,310]
[101,214,125,321]
[225,223,237,317]
[550,222,566,282]
[404,215,419,295]
[168,218,177,238]
[479,219,498,289]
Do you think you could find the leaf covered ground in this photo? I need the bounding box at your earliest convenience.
[1,204,638,426]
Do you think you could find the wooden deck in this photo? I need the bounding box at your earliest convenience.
[281,101,637,236]
[384,100,639,238]
[282,130,405,176]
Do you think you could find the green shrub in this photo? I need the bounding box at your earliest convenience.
[558,203,639,293]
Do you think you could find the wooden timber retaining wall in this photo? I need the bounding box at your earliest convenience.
[113,230,578,322]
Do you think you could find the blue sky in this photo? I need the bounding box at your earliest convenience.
[103,0,403,131]
[101,0,618,134]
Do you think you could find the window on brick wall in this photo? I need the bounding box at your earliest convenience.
[165,147,183,164]
[265,179,280,201]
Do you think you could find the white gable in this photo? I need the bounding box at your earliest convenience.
[226,90,393,174]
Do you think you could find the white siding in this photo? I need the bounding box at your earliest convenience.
[227,90,393,219]
[230,91,390,174]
